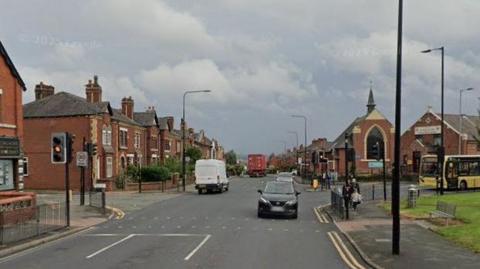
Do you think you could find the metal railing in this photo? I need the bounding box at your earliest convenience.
[0,202,66,245]
[330,189,344,219]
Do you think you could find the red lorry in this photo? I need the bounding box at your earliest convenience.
[247,154,267,177]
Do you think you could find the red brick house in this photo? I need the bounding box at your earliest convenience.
[401,107,480,175]
[159,116,178,162]
[23,78,116,190]
[0,41,27,191]
[134,107,160,165]
[327,89,394,177]
[112,97,147,173]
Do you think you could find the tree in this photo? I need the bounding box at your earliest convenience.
[225,150,237,165]
[186,147,202,164]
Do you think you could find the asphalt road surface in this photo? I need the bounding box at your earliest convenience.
[1,176,366,269]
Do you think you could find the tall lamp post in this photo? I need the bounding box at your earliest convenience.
[421,46,445,196]
[288,131,299,171]
[291,115,308,181]
[182,90,211,192]
[459,88,475,154]
[392,0,404,256]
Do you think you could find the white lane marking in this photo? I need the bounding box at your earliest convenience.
[184,235,212,261]
[0,227,95,265]
[86,234,135,259]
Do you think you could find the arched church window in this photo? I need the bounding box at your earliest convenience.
[367,127,384,159]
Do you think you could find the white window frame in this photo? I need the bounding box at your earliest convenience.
[120,128,128,149]
[134,132,141,149]
[106,157,113,178]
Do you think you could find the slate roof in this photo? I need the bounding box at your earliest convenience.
[24,92,108,118]
[442,114,480,140]
[112,109,143,127]
[329,115,367,150]
[134,111,158,127]
[0,41,26,91]
[159,117,173,131]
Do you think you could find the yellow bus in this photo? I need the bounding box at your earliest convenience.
[419,155,480,190]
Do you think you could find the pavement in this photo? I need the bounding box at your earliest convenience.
[0,176,370,269]
[327,200,480,269]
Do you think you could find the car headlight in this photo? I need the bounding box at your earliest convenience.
[259,197,270,204]
[286,200,297,206]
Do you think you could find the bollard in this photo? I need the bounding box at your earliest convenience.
[372,184,375,200]
[407,185,417,208]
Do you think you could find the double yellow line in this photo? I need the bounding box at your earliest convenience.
[313,207,330,224]
[327,231,366,269]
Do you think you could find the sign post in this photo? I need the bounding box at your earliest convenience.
[77,144,88,206]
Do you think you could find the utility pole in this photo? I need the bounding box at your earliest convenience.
[344,132,350,220]
[392,0,404,256]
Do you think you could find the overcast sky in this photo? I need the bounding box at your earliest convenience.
[1,0,480,155]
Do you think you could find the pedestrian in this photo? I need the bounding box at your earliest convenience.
[351,176,360,194]
[352,189,362,211]
[342,180,354,213]
[326,172,331,190]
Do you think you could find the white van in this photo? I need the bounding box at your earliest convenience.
[195,159,229,194]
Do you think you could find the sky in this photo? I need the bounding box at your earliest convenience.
[1,0,480,155]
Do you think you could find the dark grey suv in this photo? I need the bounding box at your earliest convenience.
[257,181,300,219]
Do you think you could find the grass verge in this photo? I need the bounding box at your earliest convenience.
[382,192,480,253]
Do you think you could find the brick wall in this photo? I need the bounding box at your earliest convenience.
[23,117,92,190]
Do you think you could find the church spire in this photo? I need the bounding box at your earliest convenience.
[367,81,376,114]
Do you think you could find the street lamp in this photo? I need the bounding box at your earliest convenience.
[459,88,475,154]
[392,0,404,256]
[288,131,299,171]
[291,115,308,181]
[421,46,445,196]
[182,90,211,192]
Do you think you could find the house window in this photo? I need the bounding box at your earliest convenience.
[433,135,441,146]
[151,135,158,149]
[366,127,384,159]
[23,157,29,176]
[102,127,112,146]
[120,129,128,148]
[165,140,171,152]
[106,157,113,178]
[134,132,141,149]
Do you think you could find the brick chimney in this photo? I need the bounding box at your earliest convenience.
[34,82,55,100]
[121,96,134,119]
[85,75,102,103]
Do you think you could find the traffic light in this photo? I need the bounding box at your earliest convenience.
[51,133,67,164]
[92,144,97,156]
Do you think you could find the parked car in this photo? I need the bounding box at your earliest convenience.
[195,159,229,194]
[257,181,300,219]
[276,172,294,183]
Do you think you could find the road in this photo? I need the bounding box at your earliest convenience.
[1,176,365,269]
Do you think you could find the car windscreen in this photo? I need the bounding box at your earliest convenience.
[264,182,294,194]
[196,166,217,177]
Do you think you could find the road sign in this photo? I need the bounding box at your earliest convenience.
[76,151,88,167]
[368,161,383,169]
